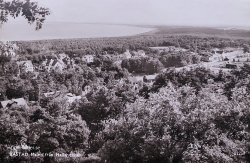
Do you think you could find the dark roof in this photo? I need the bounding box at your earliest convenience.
[217,51,224,54]
[52,59,58,66]
[62,57,69,63]
[46,59,51,66]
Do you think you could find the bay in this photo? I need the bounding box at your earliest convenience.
[0,22,154,41]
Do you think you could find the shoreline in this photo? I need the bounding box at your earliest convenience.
[134,28,159,36]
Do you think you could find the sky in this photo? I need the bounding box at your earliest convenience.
[8,0,250,27]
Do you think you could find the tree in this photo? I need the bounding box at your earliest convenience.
[0,0,50,30]
[243,44,249,53]
[0,55,11,73]
[28,98,90,156]
[0,41,19,74]
[97,84,250,162]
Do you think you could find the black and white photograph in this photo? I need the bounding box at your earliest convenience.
[1,0,250,162]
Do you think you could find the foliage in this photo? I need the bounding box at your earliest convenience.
[97,84,250,162]
[0,0,50,30]
[243,44,250,53]
[121,57,163,74]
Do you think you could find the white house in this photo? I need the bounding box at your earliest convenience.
[43,91,61,98]
[211,48,224,54]
[57,53,68,60]
[65,93,81,103]
[124,50,132,59]
[0,98,28,108]
[16,60,34,72]
[82,55,94,63]
[128,76,143,84]
[132,50,146,57]
[143,74,157,83]
[41,59,65,72]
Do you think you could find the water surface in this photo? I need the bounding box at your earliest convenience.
[0,22,154,41]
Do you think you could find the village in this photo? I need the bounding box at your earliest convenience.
[0,41,161,109]
[1,39,249,110]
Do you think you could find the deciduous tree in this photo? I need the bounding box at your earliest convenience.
[0,0,50,30]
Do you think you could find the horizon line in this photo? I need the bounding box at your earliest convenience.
[7,20,250,29]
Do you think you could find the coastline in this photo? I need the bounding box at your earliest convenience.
[134,28,159,36]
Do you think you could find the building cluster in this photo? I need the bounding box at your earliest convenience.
[200,48,225,62]
[39,53,75,72]
[1,48,152,109]
[149,46,187,53]
[102,49,147,61]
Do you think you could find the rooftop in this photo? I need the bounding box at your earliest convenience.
[128,76,143,83]
[1,98,27,108]
[16,60,33,67]
[144,74,157,80]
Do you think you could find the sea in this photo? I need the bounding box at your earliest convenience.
[0,22,154,41]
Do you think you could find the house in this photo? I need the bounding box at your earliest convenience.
[132,50,146,57]
[149,47,169,53]
[0,98,28,108]
[128,76,143,91]
[82,55,94,63]
[51,59,65,71]
[55,53,75,66]
[62,57,75,66]
[124,49,132,59]
[149,46,186,53]
[43,91,61,98]
[201,55,211,62]
[16,60,34,72]
[57,53,68,60]
[41,59,65,72]
[211,48,224,54]
[208,54,223,62]
[200,52,215,62]
[128,76,143,84]
[143,74,157,83]
[65,93,81,103]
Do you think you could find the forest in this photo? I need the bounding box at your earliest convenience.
[14,34,250,56]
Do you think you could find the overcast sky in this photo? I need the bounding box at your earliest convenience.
[9,0,250,27]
